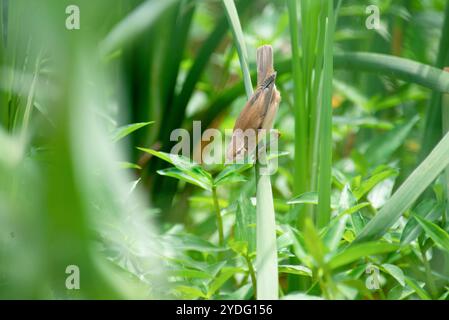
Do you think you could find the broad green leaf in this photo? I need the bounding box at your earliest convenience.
[214,163,253,186]
[382,264,405,287]
[138,147,209,176]
[355,131,449,243]
[112,122,153,142]
[157,167,211,191]
[353,167,398,200]
[327,242,398,270]
[414,215,449,252]
[139,148,212,190]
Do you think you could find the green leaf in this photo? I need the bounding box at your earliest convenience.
[228,239,248,256]
[175,285,207,299]
[117,162,142,170]
[334,52,449,94]
[214,163,253,186]
[404,278,431,300]
[112,122,153,142]
[401,200,441,245]
[340,203,371,216]
[353,167,399,200]
[138,147,205,173]
[157,167,211,191]
[278,265,312,277]
[207,267,240,298]
[382,263,405,287]
[322,215,349,252]
[414,215,449,252]
[327,242,398,270]
[168,269,212,279]
[355,131,449,243]
[139,148,212,190]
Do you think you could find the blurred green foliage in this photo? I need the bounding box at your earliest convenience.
[1,0,449,300]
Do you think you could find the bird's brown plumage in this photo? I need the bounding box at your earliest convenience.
[226,45,281,161]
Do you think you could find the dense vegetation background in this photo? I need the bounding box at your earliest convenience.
[1,0,449,300]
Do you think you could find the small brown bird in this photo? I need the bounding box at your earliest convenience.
[226,45,281,161]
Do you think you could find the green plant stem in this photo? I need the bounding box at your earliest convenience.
[244,254,257,298]
[419,243,437,298]
[212,186,224,246]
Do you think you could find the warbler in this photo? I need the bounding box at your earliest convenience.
[226,45,281,161]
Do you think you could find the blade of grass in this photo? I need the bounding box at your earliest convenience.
[354,130,449,243]
[317,0,334,228]
[334,52,449,94]
[222,0,252,98]
[287,0,308,226]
